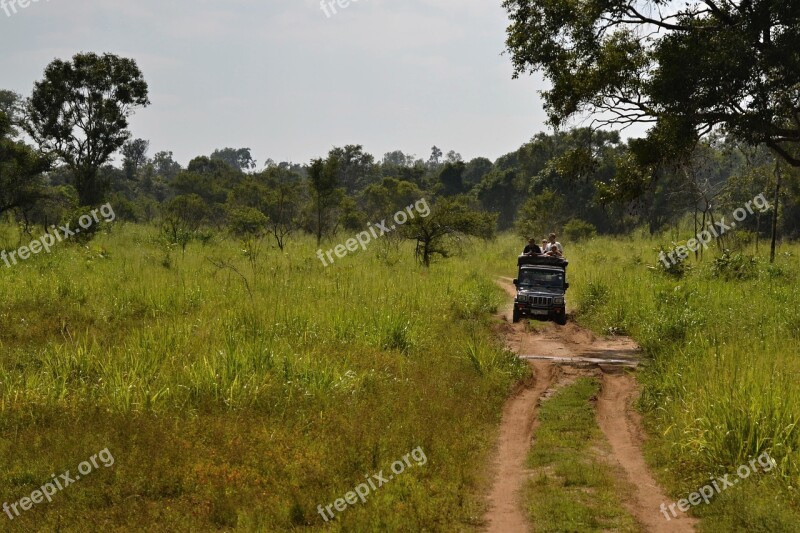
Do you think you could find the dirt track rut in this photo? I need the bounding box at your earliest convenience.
[482,279,696,532]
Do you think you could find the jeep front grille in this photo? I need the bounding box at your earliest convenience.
[530,296,552,306]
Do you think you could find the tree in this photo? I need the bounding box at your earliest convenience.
[227,169,301,250]
[503,0,800,167]
[152,151,181,181]
[24,52,150,205]
[163,194,210,250]
[404,196,497,267]
[328,145,376,194]
[308,156,342,246]
[264,179,301,251]
[210,147,256,172]
[437,161,467,196]
[0,90,22,137]
[122,138,150,181]
[475,168,524,230]
[382,150,415,168]
[428,146,443,166]
[445,150,463,164]
[361,177,424,221]
[227,206,268,239]
[0,111,50,219]
[515,189,567,241]
[463,157,494,188]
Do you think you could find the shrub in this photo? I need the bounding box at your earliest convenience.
[650,244,691,279]
[563,219,597,241]
[227,206,268,238]
[711,250,758,280]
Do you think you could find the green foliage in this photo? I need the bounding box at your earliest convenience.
[361,177,423,221]
[62,206,104,244]
[503,0,800,168]
[162,194,210,251]
[210,147,256,171]
[328,144,376,194]
[563,219,597,241]
[651,244,691,279]
[24,52,150,205]
[405,196,497,267]
[0,111,51,218]
[711,250,758,281]
[515,189,565,240]
[308,156,343,245]
[227,206,268,238]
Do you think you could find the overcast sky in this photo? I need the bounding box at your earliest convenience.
[2,0,561,166]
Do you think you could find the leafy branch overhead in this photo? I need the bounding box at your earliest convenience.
[503,0,800,165]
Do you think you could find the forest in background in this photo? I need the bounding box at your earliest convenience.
[2,57,799,262]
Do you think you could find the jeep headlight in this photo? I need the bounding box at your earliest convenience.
[553,297,565,305]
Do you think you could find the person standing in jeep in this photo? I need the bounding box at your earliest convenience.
[522,238,542,255]
[544,233,563,255]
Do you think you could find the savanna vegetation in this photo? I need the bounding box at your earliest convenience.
[3,1,800,530]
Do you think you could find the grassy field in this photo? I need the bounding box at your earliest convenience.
[2,220,799,531]
[0,223,527,531]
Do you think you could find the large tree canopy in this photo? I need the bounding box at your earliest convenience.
[24,52,150,205]
[503,0,800,165]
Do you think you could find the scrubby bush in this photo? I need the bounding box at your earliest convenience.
[563,219,597,241]
[650,245,691,279]
[711,249,758,280]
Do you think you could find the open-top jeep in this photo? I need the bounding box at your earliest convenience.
[512,255,569,325]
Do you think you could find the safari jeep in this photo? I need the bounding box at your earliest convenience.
[512,255,569,325]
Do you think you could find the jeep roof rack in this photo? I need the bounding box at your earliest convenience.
[517,254,569,268]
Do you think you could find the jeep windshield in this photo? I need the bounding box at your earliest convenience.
[518,269,564,288]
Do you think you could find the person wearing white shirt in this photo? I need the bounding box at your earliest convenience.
[544,233,563,254]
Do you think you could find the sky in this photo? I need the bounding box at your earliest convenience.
[2,0,569,167]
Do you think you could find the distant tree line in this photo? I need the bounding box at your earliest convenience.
[1,51,798,265]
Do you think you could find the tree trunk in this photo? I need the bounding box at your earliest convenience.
[770,162,781,263]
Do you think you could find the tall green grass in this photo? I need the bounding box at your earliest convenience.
[0,224,527,531]
[565,235,800,529]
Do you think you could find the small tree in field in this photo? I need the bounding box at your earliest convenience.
[308,156,342,246]
[404,196,497,267]
[162,194,209,252]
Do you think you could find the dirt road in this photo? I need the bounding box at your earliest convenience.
[483,279,696,533]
